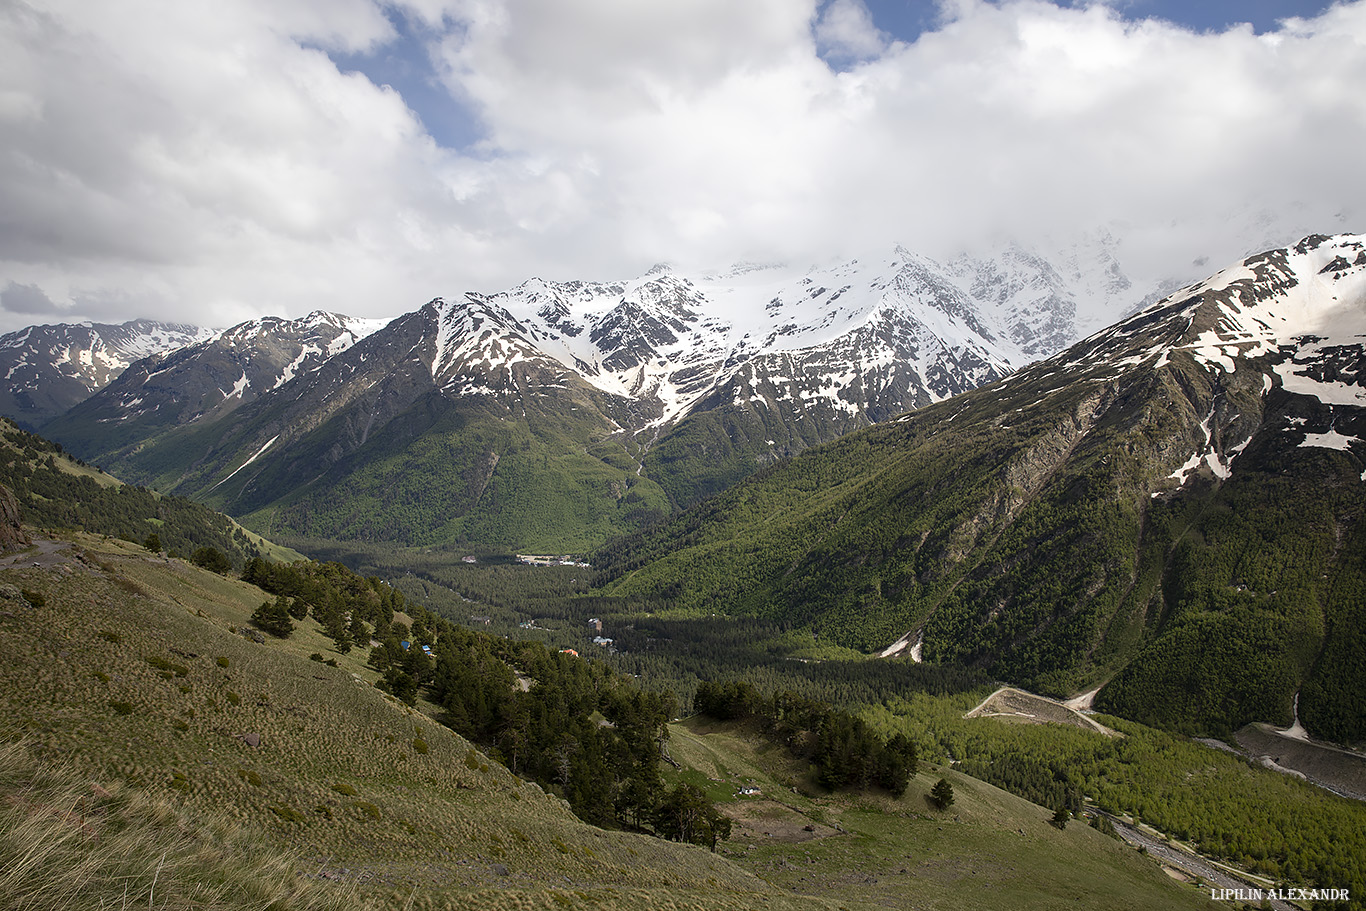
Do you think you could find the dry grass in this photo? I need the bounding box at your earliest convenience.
[0,739,356,911]
[0,532,828,911]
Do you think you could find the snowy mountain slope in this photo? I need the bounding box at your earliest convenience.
[462,249,1028,436]
[14,236,1172,449]
[35,234,1316,550]
[41,312,387,457]
[593,233,1366,742]
[1019,233,1366,493]
[0,319,215,429]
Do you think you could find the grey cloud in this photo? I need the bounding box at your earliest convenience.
[1,0,1362,336]
[1,281,58,315]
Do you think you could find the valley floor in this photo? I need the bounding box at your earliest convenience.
[668,718,1218,911]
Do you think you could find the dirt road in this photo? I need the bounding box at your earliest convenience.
[1101,812,1296,911]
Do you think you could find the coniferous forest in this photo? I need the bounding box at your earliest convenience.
[240,552,731,847]
[0,419,266,566]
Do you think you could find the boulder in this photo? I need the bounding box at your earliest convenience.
[0,485,29,553]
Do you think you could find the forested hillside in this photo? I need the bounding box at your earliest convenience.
[0,535,802,910]
[238,554,736,843]
[593,238,1366,743]
[0,418,284,567]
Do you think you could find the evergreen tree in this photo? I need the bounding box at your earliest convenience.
[654,783,732,851]
[250,597,294,638]
[328,615,353,654]
[348,612,371,648]
[191,546,232,574]
[930,778,955,810]
[381,668,418,705]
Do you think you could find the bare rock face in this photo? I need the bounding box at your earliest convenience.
[0,485,29,553]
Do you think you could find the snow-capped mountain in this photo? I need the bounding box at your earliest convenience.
[0,236,1175,447]
[32,234,1340,553]
[0,319,215,429]
[40,246,1071,545]
[433,247,1067,435]
[41,311,388,458]
[1020,232,1366,492]
[594,233,1366,743]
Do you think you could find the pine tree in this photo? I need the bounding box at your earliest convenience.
[930,777,955,810]
[250,597,294,638]
[191,546,232,574]
[348,612,371,648]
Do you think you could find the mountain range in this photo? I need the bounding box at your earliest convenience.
[0,319,215,429]
[12,231,1366,743]
[29,239,1164,550]
[592,233,1366,742]
[42,311,387,462]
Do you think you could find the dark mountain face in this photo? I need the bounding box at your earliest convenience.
[24,236,1306,566]
[57,302,671,553]
[592,234,1366,743]
[40,246,1101,548]
[40,312,384,459]
[0,319,212,429]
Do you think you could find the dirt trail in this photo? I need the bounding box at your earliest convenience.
[964,686,1116,737]
[0,538,72,569]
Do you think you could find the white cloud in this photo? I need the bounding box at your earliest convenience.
[1,0,1363,334]
[816,0,888,61]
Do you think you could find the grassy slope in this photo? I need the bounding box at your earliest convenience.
[0,532,841,911]
[0,739,350,911]
[664,717,1218,911]
[0,417,304,566]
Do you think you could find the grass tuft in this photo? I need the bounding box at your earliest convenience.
[145,655,189,678]
[0,739,350,911]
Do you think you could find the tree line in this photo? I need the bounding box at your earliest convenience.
[0,420,262,566]
[695,680,917,796]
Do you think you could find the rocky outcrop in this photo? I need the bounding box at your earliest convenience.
[0,485,29,553]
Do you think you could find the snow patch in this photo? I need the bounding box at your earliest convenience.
[879,629,923,662]
[1168,407,1230,484]
[1299,428,1358,451]
[210,435,279,490]
[1274,356,1366,407]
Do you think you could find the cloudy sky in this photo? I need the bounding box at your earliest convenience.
[1,0,1362,332]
